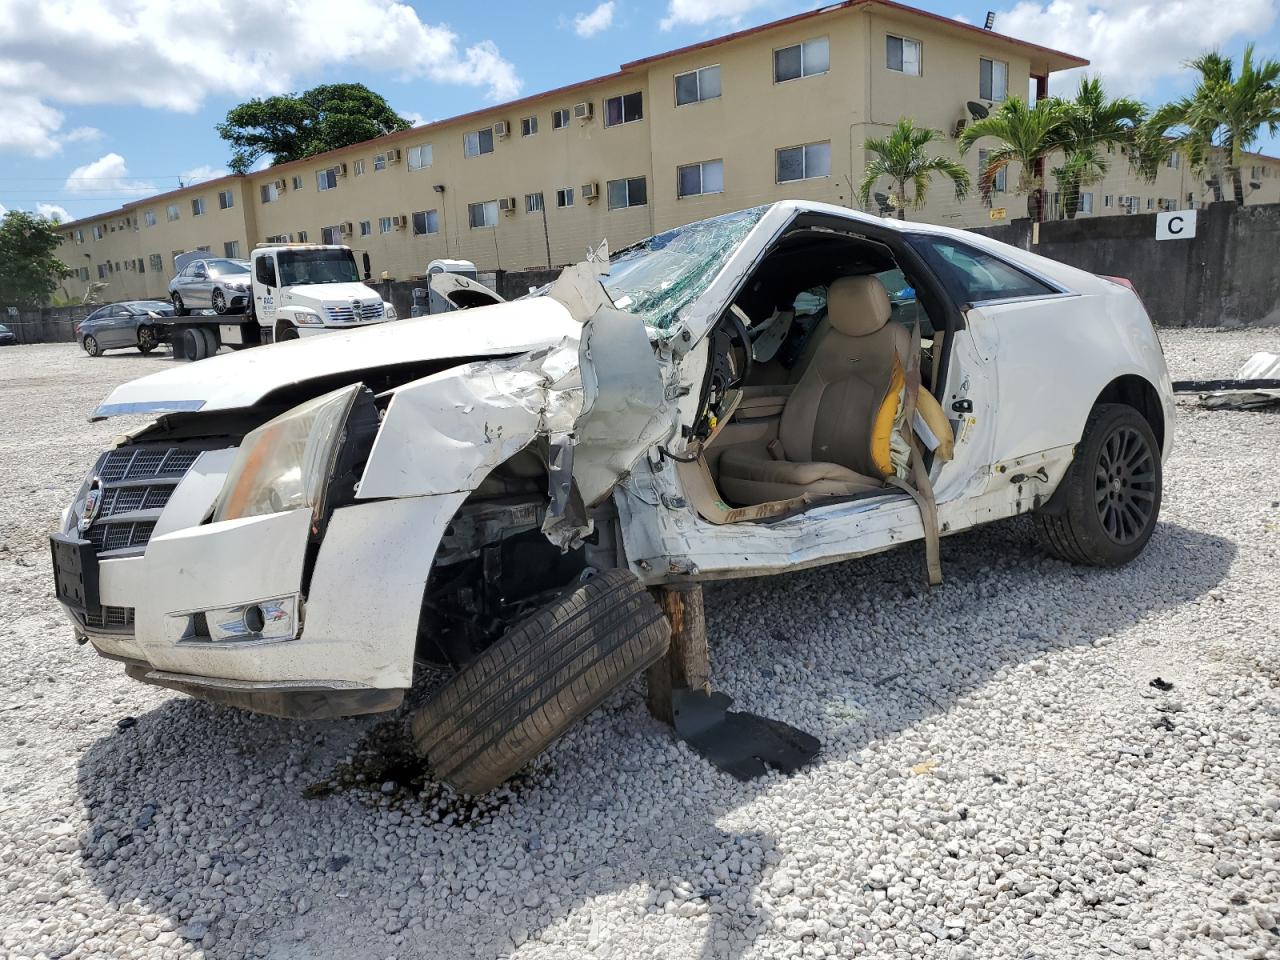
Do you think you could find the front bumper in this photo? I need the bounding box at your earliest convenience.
[56,449,466,714]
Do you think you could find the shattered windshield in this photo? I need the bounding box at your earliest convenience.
[602,206,767,331]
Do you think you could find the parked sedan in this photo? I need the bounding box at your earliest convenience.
[0,323,16,346]
[168,257,251,315]
[77,301,174,357]
[56,201,1174,795]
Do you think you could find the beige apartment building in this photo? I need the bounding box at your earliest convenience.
[52,0,1280,304]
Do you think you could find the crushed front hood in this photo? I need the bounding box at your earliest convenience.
[92,297,580,419]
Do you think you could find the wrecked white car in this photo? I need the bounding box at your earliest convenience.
[52,201,1174,794]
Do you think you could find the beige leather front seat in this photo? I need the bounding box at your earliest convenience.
[718,275,910,506]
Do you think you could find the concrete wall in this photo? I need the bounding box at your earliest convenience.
[973,201,1280,327]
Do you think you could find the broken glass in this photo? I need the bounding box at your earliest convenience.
[601,205,768,332]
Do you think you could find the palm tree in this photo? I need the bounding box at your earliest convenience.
[1151,45,1280,204]
[1052,77,1144,218]
[958,97,1071,220]
[858,118,970,220]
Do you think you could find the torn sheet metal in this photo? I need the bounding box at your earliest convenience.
[671,687,820,781]
[545,240,614,323]
[356,343,583,500]
[1172,352,1280,410]
[570,306,680,507]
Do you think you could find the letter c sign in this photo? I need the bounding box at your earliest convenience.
[1156,209,1197,241]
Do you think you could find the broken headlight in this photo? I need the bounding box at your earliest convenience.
[213,384,360,523]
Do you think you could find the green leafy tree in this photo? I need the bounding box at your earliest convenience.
[1144,45,1280,205]
[217,83,412,174]
[858,119,970,220]
[0,211,72,308]
[1051,77,1144,218]
[958,97,1072,220]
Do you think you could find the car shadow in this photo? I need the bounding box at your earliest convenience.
[73,517,1234,959]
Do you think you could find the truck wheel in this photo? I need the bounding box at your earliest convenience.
[278,325,300,342]
[171,293,189,317]
[136,326,157,354]
[182,328,208,361]
[411,569,671,795]
[212,289,227,314]
[82,335,101,357]
[1035,403,1162,567]
[199,327,219,358]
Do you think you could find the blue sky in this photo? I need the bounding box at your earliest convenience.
[1,0,1277,224]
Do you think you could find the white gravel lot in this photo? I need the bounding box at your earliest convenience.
[1,333,1277,960]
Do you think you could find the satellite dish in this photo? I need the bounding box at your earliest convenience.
[967,101,990,120]
[1249,181,1262,190]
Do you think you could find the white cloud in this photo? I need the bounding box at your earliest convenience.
[400,109,428,127]
[182,164,228,185]
[659,0,771,30]
[574,1,616,37]
[64,126,103,144]
[0,0,522,157]
[35,201,71,223]
[64,153,156,196]
[0,201,7,216]
[996,0,1278,97]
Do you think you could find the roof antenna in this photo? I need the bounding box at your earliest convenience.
[983,10,996,29]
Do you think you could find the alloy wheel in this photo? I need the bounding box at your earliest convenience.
[1094,424,1156,544]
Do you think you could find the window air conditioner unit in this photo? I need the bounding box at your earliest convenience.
[340,222,353,236]
[581,181,599,201]
[336,163,348,177]
[953,118,968,138]
[273,178,287,191]
[493,120,510,138]
[573,101,593,121]
[387,149,402,163]
[498,196,517,212]
[392,214,407,228]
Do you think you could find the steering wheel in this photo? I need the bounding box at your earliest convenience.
[723,304,754,388]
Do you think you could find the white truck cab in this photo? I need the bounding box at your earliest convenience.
[251,244,397,342]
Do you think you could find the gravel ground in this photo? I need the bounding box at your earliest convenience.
[1,333,1278,960]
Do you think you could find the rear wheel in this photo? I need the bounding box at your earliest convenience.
[181,328,208,361]
[411,569,670,795]
[1035,403,1162,566]
[171,293,188,317]
[82,334,100,357]
[199,327,219,358]
[136,326,157,354]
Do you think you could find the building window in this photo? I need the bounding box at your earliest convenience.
[354,159,365,176]
[979,57,1008,101]
[264,234,288,244]
[317,168,338,191]
[357,220,371,236]
[296,230,308,242]
[166,204,180,222]
[318,225,339,244]
[1103,194,1113,208]
[604,91,644,127]
[412,210,439,235]
[1250,165,1263,180]
[408,144,433,170]
[1166,153,1181,170]
[1078,192,1094,214]
[556,187,574,207]
[521,116,539,136]
[552,108,570,129]
[776,141,831,183]
[977,149,1007,192]
[224,240,241,258]
[379,216,393,234]
[143,211,156,227]
[292,175,304,191]
[192,197,205,216]
[521,192,543,214]
[218,189,234,209]
[677,159,724,197]
[675,65,721,106]
[91,225,103,240]
[74,229,84,242]
[886,35,922,76]
[97,264,107,279]
[464,128,495,158]
[774,37,829,83]
[374,154,388,172]
[606,176,647,210]
[149,253,162,272]
[468,200,499,228]
[260,183,278,203]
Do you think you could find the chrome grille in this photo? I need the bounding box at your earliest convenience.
[325,302,383,323]
[75,445,203,557]
[360,301,384,320]
[326,305,355,323]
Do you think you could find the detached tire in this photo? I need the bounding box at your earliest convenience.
[1035,403,1162,567]
[412,569,671,795]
